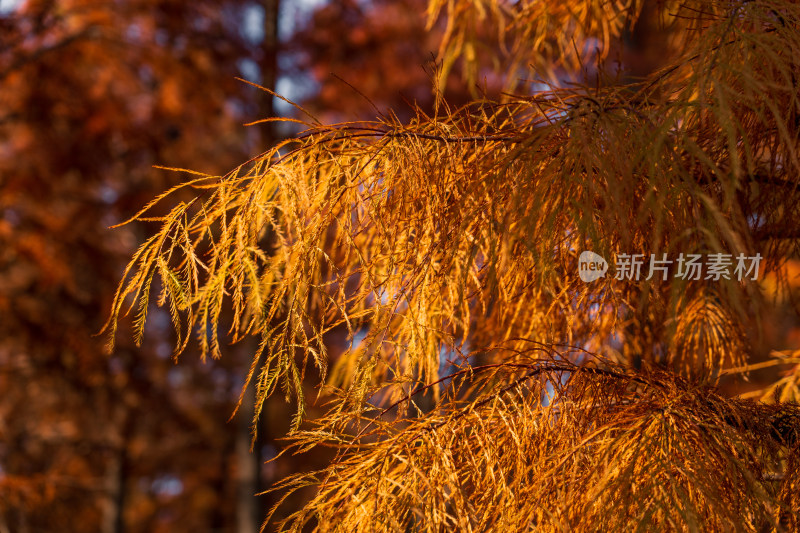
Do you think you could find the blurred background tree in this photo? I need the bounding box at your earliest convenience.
[0,1,265,531]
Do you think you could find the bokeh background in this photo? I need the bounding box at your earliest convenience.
[1,1,799,531]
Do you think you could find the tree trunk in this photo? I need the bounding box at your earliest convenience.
[103,408,132,533]
[235,380,259,533]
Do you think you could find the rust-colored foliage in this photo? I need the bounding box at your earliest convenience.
[101,0,800,530]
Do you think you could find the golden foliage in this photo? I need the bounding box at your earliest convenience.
[104,0,800,529]
[271,353,798,531]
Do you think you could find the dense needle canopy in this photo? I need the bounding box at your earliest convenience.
[106,1,800,530]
